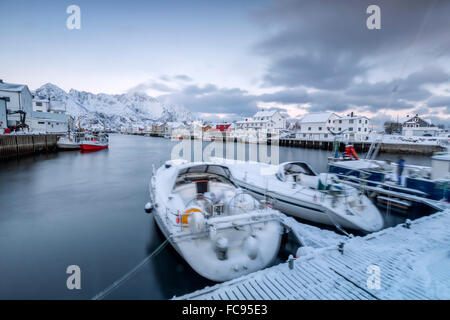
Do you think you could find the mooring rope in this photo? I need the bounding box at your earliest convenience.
[91,238,169,300]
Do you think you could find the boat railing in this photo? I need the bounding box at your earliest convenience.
[164,208,183,230]
[170,212,281,241]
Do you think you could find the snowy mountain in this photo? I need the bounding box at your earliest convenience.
[33,83,192,130]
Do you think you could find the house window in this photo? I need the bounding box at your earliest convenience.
[365,120,368,124]
[349,120,354,124]
[324,134,328,138]
[318,127,322,131]
[365,128,367,132]
[303,134,306,137]
[349,127,353,131]
[339,120,342,124]
[328,120,331,123]
[308,127,311,131]
[358,128,361,131]
[359,119,361,123]
[36,102,42,106]
[338,128,341,131]
[38,121,45,124]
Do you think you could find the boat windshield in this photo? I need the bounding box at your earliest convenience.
[284,162,316,176]
[174,165,235,188]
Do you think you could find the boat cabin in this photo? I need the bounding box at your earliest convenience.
[171,164,255,217]
[276,162,317,182]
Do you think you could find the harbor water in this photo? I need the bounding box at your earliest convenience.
[0,134,435,299]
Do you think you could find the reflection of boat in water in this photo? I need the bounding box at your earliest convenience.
[145,160,283,282]
[212,158,384,233]
[80,132,109,151]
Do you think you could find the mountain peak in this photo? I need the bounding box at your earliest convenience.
[33,83,192,130]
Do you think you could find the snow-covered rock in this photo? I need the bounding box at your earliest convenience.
[33,83,192,130]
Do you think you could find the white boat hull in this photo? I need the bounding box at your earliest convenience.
[238,179,381,232]
[149,160,284,282]
[210,158,384,233]
[57,142,80,150]
[153,207,282,282]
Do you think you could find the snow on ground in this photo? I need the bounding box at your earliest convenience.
[175,210,450,300]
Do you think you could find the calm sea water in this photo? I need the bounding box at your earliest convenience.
[0,134,434,299]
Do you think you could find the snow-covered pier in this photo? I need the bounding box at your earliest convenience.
[175,210,450,300]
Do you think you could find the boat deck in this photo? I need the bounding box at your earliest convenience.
[174,210,450,300]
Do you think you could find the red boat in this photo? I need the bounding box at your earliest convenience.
[80,133,109,151]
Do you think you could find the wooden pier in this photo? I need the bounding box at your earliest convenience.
[0,134,61,160]
[277,138,443,155]
[175,210,450,300]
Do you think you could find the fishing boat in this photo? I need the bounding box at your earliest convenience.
[57,132,84,150]
[80,132,109,151]
[212,158,384,233]
[329,154,450,205]
[144,160,283,282]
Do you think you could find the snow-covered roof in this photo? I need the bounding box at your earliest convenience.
[236,119,272,124]
[49,100,66,111]
[401,126,440,131]
[300,112,336,123]
[0,82,28,92]
[339,115,369,120]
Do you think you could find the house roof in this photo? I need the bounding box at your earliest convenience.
[0,82,29,93]
[339,115,369,120]
[236,119,273,124]
[300,112,336,123]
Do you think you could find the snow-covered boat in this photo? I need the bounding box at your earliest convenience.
[145,160,283,282]
[212,159,384,233]
[328,154,450,203]
[57,132,84,150]
[80,132,109,151]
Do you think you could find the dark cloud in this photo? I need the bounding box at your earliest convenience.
[158,84,258,117]
[173,74,193,82]
[263,53,366,90]
[254,0,450,91]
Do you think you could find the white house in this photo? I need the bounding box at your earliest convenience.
[297,112,371,141]
[32,97,50,112]
[30,96,70,133]
[235,110,286,133]
[0,80,33,128]
[297,112,339,140]
[401,114,440,137]
[334,112,371,140]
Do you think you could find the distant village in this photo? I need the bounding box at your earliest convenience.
[1,80,449,145]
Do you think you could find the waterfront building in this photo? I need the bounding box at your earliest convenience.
[0,80,33,128]
[235,110,286,134]
[401,114,440,137]
[297,112,339,140]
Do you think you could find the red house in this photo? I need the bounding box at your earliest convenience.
[216,123,231,132]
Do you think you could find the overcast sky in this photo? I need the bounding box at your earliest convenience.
[1,0,449,126]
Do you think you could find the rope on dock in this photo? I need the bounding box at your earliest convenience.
[91,239,169,300]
